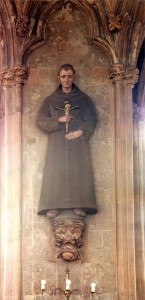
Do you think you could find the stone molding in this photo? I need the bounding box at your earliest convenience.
[109,64,139,85]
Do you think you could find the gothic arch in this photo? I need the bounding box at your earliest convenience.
[0,1,18,68]
[40,0,99,38]
[21,0,117,67]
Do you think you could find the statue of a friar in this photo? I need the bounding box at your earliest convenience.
[37,64,97,218]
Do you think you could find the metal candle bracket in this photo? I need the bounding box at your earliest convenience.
[40,266,103,299]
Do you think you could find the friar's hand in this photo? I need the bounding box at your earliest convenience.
[58,115,73,123]
[65,130,83,140]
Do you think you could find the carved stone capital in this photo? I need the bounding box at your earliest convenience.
[109,64,125,82]
[0,69,14,87]
[109,64,139,85]
[51,212,86,261]
[15,15,29,38]
[124,67,139,85]
[12,65,28,84]
[108,11,123,32]
[0,66,28,86]
[133,105,145,122]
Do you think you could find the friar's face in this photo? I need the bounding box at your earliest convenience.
[58,68,75,92]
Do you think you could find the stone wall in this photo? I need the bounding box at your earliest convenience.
[22,6,116,299]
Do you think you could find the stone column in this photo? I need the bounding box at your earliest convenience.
[133,106,145,300]
[0,66,28,300]
[109,64,138,300]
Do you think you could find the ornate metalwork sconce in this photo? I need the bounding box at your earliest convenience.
[40,266,102,299]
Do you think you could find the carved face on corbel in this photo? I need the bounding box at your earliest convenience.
[52,218,86,261]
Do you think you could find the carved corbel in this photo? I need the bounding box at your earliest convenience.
[51,212,86,261]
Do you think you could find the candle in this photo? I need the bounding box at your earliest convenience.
[66,279,71,290]
[90,282,96,293]
[41,280,46,291]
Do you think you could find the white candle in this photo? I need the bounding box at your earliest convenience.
[41,280,46,291]
[90,282,96,293]
[66,279,71,290]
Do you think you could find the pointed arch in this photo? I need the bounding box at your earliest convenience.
[21,0,116,65]
[0,1,18,67]
[40,0,99,39]
[91,37,118,64]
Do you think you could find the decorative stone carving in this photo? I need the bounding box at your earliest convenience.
[0,66,28,86]
[107,11,123,32]
[0,68,14,86]
[12,65,28,84]
[109,64,139,85]
[51,213,86,261]
[0,66,28,117]
[109,64,126,82]
[123,66,139,85]
[15,15,29,38]
[0,69,13,119]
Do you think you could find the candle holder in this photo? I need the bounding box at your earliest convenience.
[40,266,102,299]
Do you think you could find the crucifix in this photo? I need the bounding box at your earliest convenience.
[55,100,79,133]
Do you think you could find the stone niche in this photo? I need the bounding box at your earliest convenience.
[22,4,116,299]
